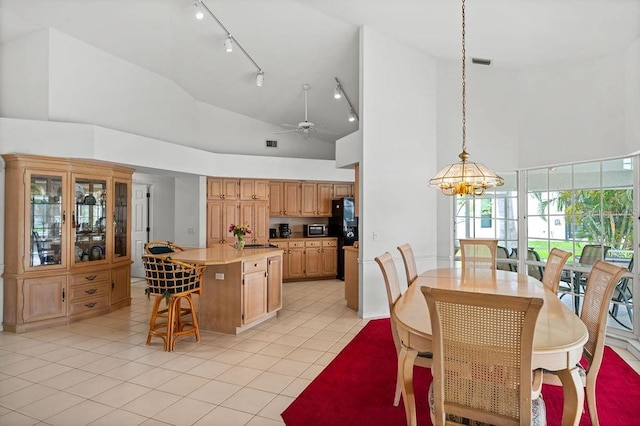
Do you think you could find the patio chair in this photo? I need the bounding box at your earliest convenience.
[375,252,432,406]
[459,239,497,269]
[496,245,513,271]
[542,260,626,426]
[560,244,611,314]
[397,243,418,287]
[423,287,546,425]
[609,257,633,330]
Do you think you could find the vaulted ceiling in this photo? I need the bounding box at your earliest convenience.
[1,0,638,142]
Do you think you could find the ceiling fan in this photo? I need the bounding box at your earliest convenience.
[275,84,335,139]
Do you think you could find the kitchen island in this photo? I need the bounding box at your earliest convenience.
[170,245,283,334]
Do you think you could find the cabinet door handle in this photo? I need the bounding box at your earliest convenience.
[85,288,97,295]
[72,213,76,229]
[85,275,97,281]
[62,210,66,224]
[85,302,97,308]
[62,288,66,301]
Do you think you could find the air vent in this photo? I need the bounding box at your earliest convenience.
[265,140,278,148]
[472,58,492,66]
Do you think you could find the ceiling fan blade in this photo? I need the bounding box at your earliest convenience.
[274,129,301,135]
[279,124,299,129]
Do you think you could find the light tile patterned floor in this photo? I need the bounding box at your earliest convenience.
[0,278,365,425]
[0,278,638,426]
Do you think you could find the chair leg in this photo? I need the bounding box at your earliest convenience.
[147,296,164,347]
[393,367,402,406]
[166,296,178,352]
[585,372,599,426]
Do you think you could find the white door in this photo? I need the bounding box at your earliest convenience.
[131,184,149,277]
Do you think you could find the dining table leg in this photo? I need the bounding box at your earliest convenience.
[398,345,418,426]
[557,366,584,426]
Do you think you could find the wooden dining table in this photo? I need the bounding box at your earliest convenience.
[392,268,589,426]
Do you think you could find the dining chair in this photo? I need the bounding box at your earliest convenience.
[143,254,205,351]
[397,243,418,287]
[459,239,498,269]
[609,257,633,330]
[144,240,186,254]
[423,287,546,425]
[542,248,571,293]
[543,260,626,426]
[375,252,432,407]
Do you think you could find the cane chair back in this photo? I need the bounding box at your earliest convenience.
[397,243,418,287]
[375,252,432,407]
[144,241,186,255]
[459,239,498,269]
[542,248,571,293]
[423,287,545,426]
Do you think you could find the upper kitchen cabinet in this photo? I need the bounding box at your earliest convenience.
[301,182,333,217]
[2,154,134,333]
[333,183,354,198]
[269,181,302,217]
[240,179,269,201]
[207,178,239,200]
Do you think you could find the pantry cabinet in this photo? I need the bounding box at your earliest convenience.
[2,154,133,333]
[239,201,269,245]
[207,200,239,246]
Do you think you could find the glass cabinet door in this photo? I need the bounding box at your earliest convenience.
[28,173,66,268]
[113,180,129,259]
[73,177,107,264]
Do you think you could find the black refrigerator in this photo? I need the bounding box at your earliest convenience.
[328,197,358,280]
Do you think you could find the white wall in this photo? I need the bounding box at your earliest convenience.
[625,38,640,154]
[359,26,438,319]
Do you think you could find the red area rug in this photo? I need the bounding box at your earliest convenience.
[282,318,640,425]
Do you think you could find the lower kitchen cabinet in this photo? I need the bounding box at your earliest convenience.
[267,255,283,312]
[243,259,268,325]
[270,238,338,281]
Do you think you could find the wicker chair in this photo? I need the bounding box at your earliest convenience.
[542,248,571,293]
[397,243,418,287]
[543,260,626,426]
[423,287,546,426]
[143,254,204,351]
[144,240,186,255]
[459,239,498,269]
[375,252,432,407]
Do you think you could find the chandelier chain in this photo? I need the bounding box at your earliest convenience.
[461,0,467,153]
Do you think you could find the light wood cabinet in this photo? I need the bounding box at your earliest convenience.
[269,181,285,216]
[304,240,323,276]
[287,240,306,279]
[240,179,269,201]
[344,246,359,311]
[267,256,283,312]
[111,265,131,309]
[239,201,269,245]
[301,182,333,217]
[269,180,303,217]
[2,154,133,333]
[242,259,268,325]
[207,200,238,246]
[333,183,354,198]
[321,239,338,277]
[208,178,238,200]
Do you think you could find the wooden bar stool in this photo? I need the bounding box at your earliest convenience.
[142,254,205,351]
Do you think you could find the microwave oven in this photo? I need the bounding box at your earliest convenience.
[304,224,328,237]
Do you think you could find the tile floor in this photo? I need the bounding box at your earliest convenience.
[0,278,638,426]
[0,278,366,425]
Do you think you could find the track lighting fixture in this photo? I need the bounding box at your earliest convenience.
[334,77,359,123]
[334,83,342,99]
[194,1,264,86]
[194,1,204,20]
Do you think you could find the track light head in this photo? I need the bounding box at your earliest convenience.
[224,36,233,53]
[256,71,264,87]
[334,84,342,99]
[194,1,204,20]
[348,109,356,122]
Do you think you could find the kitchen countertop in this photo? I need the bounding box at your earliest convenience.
[169,245,283,266]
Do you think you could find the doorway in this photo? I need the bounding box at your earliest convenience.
[131,184,150,277]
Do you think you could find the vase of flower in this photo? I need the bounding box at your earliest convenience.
[229,222,252,250]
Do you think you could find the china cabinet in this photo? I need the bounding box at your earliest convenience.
[2,154,133,333]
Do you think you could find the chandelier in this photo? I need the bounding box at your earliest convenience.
[429,0,504,196]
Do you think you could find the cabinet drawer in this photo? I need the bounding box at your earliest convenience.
[69,296,109,316]
[70,270,109,286]
[69,281,110,302]
[305,240,322,248]
[322,239,337,247]
[243,258,267,274]
[288,240,305,248]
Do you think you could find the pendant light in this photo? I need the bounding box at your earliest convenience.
[429,0,503,196]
